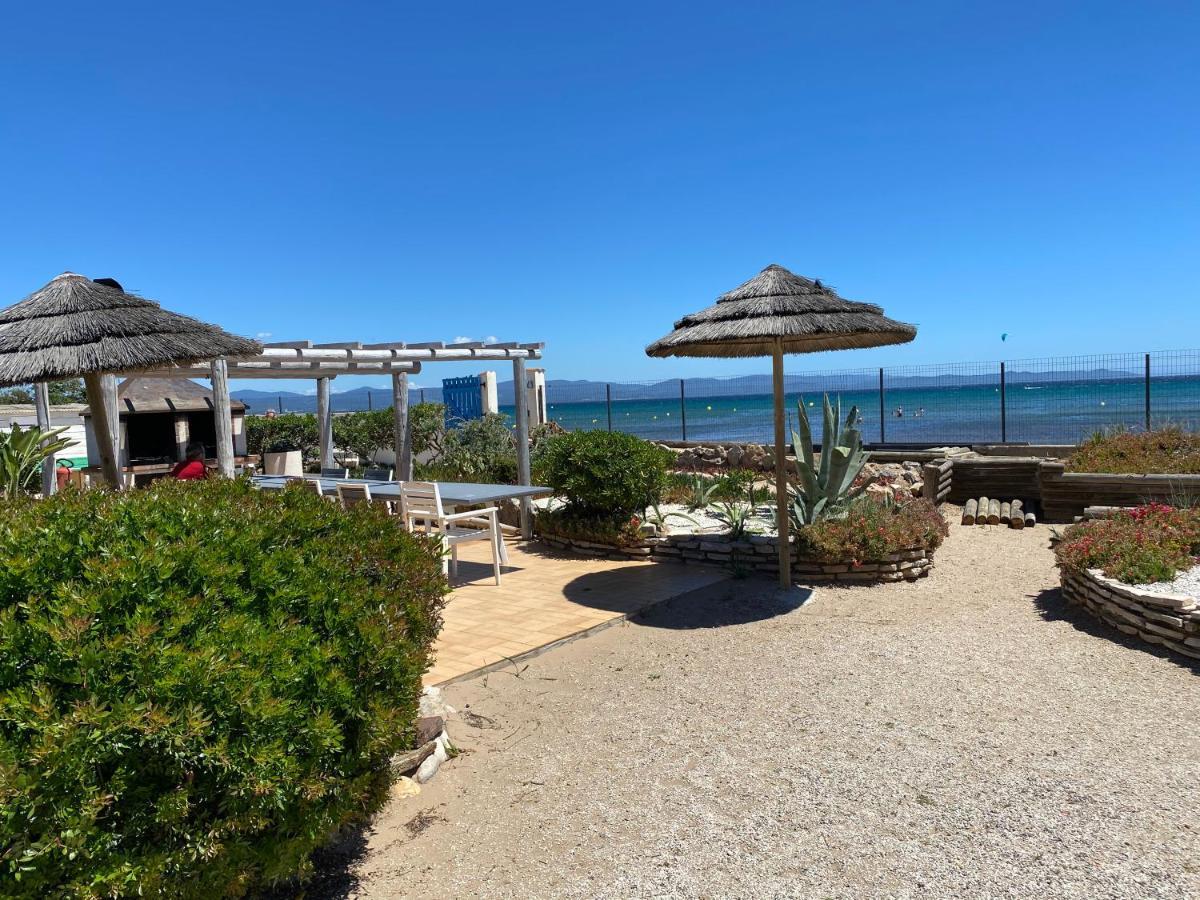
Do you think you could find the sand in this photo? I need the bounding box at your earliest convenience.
[306,508,1200,899]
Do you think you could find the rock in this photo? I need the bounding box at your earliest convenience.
[910,482,924,497]
[726,444,745,468]
[638,522,659,537]
[415,734,450,784]
[390,776,421,800]
[496,498,522,528]
[416,716,444,746]
[419,686,455,719]
[865,483,894,502]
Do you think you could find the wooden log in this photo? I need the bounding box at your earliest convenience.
[999,500,1011,522]
[1024,511,1037,528]
[962,499,978,525]
[1009,499,1024,528]
[977,497,989,525]
[987,499,1001,524]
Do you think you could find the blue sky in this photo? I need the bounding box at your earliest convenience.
[1,1,1196,392]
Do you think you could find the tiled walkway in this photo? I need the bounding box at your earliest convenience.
[425,540,729,685]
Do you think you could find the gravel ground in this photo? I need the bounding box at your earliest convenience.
[1135,563,1200,601]
[308,508,1200,899]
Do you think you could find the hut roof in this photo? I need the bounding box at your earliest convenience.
[81,377,246,416]
[0,272,261,386]
[645,264,917,358]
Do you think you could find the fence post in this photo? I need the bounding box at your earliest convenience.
[878,368,886,444]
[679,379,687,441]
[367,391,373,411]
[1000,362,1007,443]
[277,395,283,414]
[606,383,613,431]
[1145,353,1151,431]
[420,389,426,404]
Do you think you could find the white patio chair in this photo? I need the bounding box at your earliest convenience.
[335,482,373,510]
[399,481,502,585]
[299,478,333,501]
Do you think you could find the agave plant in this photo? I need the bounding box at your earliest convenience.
[789,394,871,526]
[711,499,754,541]
[0,424,73,498]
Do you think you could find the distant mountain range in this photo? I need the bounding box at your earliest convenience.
[232,366,1156,413]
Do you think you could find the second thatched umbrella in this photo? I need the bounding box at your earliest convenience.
[646,263,917,588]
[0,272,261,488]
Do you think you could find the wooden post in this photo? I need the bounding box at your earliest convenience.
[34,382,55,496]
[513,357,532,539]
[210,358,235,478]
[83,372,121,488]
[772,342,791,589]
[173,414,190,461]
[316,377,334,470]
[392,371,411,481]
[104,374,122,488]
[606,383,613,431]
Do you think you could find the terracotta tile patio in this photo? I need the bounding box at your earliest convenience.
[424,539,730,685]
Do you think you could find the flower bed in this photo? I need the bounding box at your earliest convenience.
[1056,504,1200,658]
[1066,427,1200,475]
[538,499,947,584]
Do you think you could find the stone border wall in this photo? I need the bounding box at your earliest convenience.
[538,531,934,584]
[1061,567,1200,660]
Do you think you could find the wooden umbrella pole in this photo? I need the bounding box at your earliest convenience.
[82,373,121,488]
[772,340,791,589]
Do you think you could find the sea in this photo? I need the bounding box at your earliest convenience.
[516,377,1200,446]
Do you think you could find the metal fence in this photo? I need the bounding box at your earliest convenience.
[240,349,1200,447]
[541,349,1200,447]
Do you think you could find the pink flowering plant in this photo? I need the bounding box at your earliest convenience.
[1055,503,1200,584]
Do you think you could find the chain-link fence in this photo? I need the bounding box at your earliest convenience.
[239,349,1200,447]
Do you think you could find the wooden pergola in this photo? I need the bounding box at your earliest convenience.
[117,339,545,535]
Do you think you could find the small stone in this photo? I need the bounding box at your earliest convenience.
[391,776,421,800]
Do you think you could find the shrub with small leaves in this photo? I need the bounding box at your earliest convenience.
[0,478,446,897]
[534,430,672,520]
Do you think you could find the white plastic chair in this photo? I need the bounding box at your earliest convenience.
[300,478,333,501]
[399,481,502,585]
[335,482,373,509]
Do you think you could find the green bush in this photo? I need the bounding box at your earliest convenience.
[332,409,395,463]
[0,478,446,897]
[534,431,672,519]
[244,413,320,461]
[1067,426,1200,474]
[420,414,518,484]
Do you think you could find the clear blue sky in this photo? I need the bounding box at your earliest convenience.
[2,1,1196,392]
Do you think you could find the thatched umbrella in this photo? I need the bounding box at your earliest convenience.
[0,272,261,488]
[646,263,916,588]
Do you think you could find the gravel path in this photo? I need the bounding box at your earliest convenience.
[312,509,1200,899]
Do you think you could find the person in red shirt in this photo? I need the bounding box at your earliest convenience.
[170,442,209,480]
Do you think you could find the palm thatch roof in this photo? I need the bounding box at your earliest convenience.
[81,377,246,417]
[645,264,916,358]
[0,273,261,387]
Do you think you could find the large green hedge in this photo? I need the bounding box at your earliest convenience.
[0,478,446,897]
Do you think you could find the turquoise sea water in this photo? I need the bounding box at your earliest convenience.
[512,377,1200,445]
